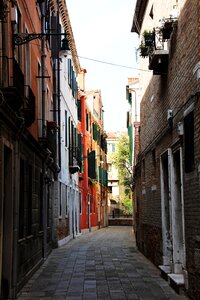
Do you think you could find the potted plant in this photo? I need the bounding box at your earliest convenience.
[0,1,8,20]
[161,19,177,39]
[143,30,155,46]
[47,121,59,130]
[138,42,149,58]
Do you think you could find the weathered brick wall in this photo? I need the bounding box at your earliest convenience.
[185,98,200,299]
[142,224,162,266]
[140,0,199,152]
[135,0,200,297]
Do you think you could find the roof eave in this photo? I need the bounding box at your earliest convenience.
[131,0,149,34]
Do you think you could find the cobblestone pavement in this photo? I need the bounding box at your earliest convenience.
[18,226,190,300]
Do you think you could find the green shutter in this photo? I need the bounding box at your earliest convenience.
[88,151,96,179]
[93,122,98,141]
[77,99,81,121]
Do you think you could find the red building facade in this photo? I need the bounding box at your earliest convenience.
[78,73,108,232]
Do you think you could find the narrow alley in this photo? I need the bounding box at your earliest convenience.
[18,227,190,300]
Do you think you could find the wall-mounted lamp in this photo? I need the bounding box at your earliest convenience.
[60,34,70,55]
[13,32,70,47]
[69,165,80,174]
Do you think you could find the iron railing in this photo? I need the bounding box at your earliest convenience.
[23,85,36,126]
[0,56,25,110]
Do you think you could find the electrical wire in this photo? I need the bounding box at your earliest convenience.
[77,55,151,73]
[29,40,151,73]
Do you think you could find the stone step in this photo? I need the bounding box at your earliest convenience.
[168,273,185,295]
[159,265,171,281]
[159,265,186,295]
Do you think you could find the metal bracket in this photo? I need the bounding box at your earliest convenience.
[13,33,66,45]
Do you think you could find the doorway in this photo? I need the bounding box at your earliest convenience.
[160,151,172,267]
[160,148,185,274]
[171,148,185,273]
[1,145,13,299]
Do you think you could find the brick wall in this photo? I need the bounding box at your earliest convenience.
[135,0,200,298]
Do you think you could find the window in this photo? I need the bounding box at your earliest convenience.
[59,182,62,217]
[46,86,49,120]
[112,143,115,152]
[88,113,91,132]
[25,28,30,86]
[65,110,68,147]
[142,159,145,181]
[47,183,50,227]
[78,134,83,171]
[108,143,115,152]
[66,186,68,216]
[68,117,73,165]
[26,164,32,236]
[77,99,81,121]
[184,111,194,172]
[152,149,156,180]
[39,172,43,231]
[93,123,98,141]
[67,58,78,102]
[149,5,153,19]
[19,159,25,239]
[19,160,32,238]
[86,113,89,131]
[79,192,82,215]
[16,7,22,66]
[68,59,72,87]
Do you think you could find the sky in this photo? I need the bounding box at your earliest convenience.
[67,0,138,132]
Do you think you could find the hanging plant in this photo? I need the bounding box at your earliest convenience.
[161,18,178,39]
[47,121,59,130]
[0,1,8,20]
[143,30,155,47]
[162,22,173,39]
[88,178,95,186]
[138,42,149,58]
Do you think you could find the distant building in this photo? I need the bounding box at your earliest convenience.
[78,85,108,232]
[106,131,128,218]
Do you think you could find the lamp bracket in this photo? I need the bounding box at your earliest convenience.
[13,33,66,45]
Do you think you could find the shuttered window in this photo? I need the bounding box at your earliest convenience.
[88,151,96,179]
[184,111,194,173]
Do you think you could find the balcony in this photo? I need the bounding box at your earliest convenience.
[23,85,36,127]
[46,121,57,155]
[0,1,7,21]
[148,27,169,75]
[149,49,169,75]
[1,57,24,111]
[69,146,81,174]
[39,121,57,156]
[138,26,174,75]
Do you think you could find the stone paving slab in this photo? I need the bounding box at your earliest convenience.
[17,226,190,300]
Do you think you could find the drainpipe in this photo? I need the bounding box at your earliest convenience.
[41,0,47,259]
[56,0,61,170]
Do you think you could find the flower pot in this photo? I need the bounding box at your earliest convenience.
[144,32,155,46]
[140,47,149,58]
[162,27,173,39]
[162,21,173,39]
